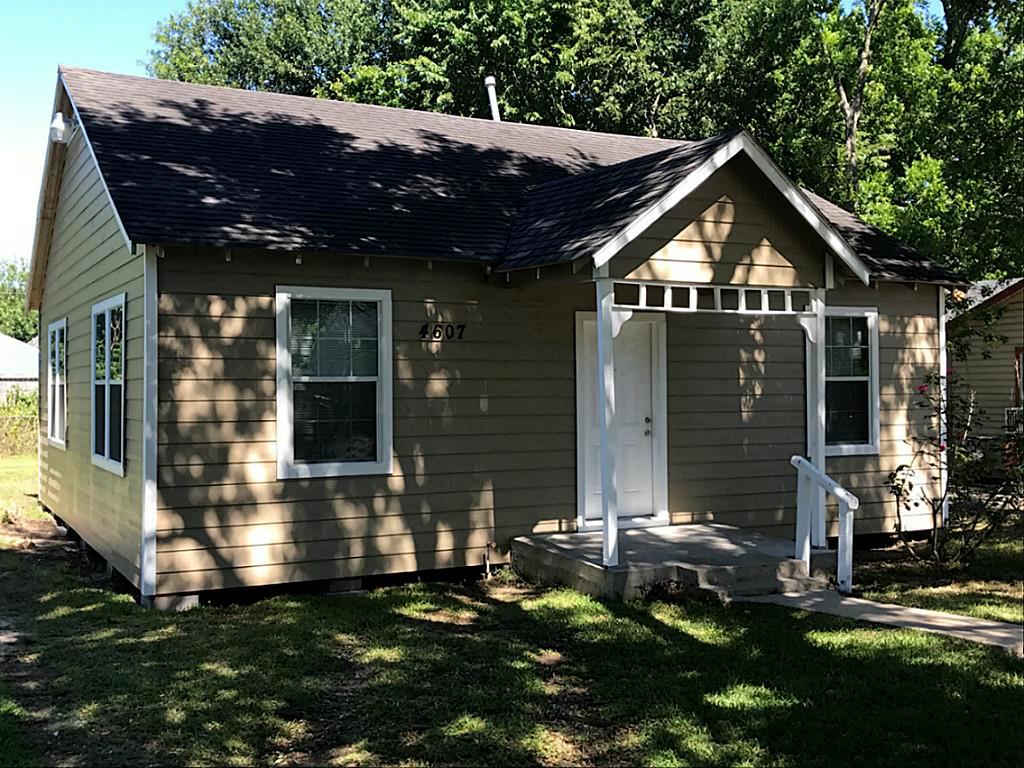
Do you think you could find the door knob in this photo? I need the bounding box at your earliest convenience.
[644,429,651,436]
[644,416,652,423]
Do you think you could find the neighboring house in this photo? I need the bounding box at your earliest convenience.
[949,279,1024,435]
[0,333,39,398]
[27,67,963,607]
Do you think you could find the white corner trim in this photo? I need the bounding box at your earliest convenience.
[140,246,159,597]
[58,73,132,255]
[275,285,394,479]
[938,286,949,523]
[591,131,871,286]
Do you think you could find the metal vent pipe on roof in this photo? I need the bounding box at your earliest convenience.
[484,76,501,122]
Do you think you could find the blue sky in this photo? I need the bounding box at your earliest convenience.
[0,0,946,268]
[0,0,186,264]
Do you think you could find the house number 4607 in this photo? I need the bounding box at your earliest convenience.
[419,323,466,341]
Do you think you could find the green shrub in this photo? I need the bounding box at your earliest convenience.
[0,388,37,457]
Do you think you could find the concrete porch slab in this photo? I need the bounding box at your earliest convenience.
[511,523,836,601]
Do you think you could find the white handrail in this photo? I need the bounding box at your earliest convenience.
[790,455,860,594]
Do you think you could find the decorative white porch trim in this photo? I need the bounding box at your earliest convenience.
[610,280,814,316]
[591,131,871,286]
[591,271,832,569]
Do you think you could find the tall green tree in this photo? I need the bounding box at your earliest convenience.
[0,259,38,343]
[149,0,393,95]
[148,0,1023,280]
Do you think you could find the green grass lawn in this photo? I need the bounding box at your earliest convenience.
[856,525,1024,624]
[0,453,47,524]
[1,454,1022,766]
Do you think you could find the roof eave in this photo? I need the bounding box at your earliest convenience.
[27,70,133,312]
[26,75,69,312]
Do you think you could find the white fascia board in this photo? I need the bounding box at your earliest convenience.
[140,246,159,597]
[26,79,65,311]
[60,73,132,254]
[592,131,872,286]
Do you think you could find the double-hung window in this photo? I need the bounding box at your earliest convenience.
[92,294,125,475]
[47,318,67,447]
[276,286,393,478]
[824,307,880,456]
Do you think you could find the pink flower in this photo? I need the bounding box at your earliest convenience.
[917,384,929,393]
[939,442,947,451]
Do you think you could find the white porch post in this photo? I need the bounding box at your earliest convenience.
[810,289,827,546]
[595,277,619,567]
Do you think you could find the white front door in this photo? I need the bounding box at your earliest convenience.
[576,313,666,524]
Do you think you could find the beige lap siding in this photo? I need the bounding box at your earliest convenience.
[825,282,942,535]
[37,128,144,585]
[666,313,806,538]
[952,289,1023,436]
[155,250,590,594]
[610,155,825,288]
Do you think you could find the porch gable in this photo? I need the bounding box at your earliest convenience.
[608,154,837,289]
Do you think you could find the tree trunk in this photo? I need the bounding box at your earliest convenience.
[826,0,887,207]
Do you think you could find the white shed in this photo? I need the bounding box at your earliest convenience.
[0,333,39,397]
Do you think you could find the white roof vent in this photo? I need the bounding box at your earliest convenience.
[484,76,501,122]
[49,112,70,144]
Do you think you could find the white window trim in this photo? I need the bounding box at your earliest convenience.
[91,293,126,477]
[824,306,880,457]
[46,317,67,449]
[275,285,393,479]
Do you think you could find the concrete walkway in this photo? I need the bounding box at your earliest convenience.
[742,590,1024,656]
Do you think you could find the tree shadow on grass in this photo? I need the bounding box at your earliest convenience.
[2,541,1023,767]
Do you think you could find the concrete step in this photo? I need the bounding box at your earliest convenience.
[674,558,830,598]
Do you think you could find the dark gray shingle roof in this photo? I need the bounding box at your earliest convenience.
[502,134,739,271]
[60,66,961,283]
[801,190,963,285]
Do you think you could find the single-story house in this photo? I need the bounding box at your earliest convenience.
[28,67,963,607]
[0,332,39,398]
[948,279,1023,435]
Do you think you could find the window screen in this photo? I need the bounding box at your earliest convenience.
[825,316,872,445]
[289,298,380,464]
